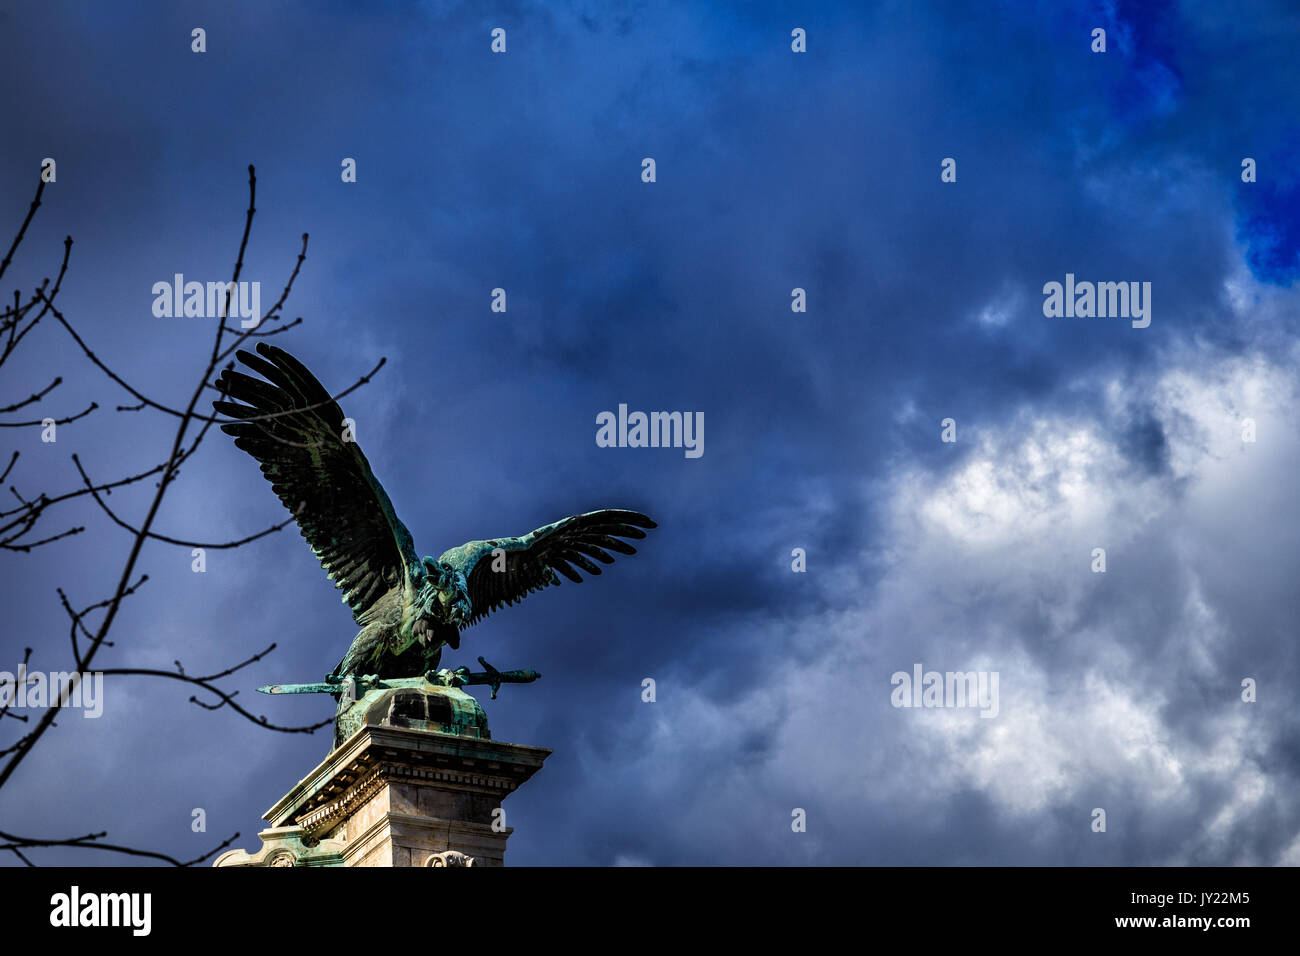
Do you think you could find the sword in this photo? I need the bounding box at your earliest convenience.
[256,657,540,701]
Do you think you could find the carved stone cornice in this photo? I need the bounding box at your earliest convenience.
[219,709,549,866]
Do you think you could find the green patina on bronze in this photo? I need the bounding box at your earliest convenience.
[214,343,654,745]
[259,659,541,747]
[331,679,490,750]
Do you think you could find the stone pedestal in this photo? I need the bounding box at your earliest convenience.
[214,682,550,867]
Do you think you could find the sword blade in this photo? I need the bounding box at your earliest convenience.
[256,682,342,695]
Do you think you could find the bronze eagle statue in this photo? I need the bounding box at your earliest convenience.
[212,343,654,682]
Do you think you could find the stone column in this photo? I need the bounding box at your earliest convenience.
[214,682,550,867]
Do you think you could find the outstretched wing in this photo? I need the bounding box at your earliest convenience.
[212,343,421,622]
[440,510,656,626]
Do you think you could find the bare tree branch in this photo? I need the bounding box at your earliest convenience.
[0,401,96,427]
[0,166,376,864]
[0,827,240,866]
[0,376,61,414]
[70,452,299,549]
[0,179,45,283]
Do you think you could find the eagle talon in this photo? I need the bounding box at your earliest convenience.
[426,666,470,687]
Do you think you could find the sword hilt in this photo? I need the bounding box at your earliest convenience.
[434,657,542,699]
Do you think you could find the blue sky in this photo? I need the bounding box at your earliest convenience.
[1,0,1298,865]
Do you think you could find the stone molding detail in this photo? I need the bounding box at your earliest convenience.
[212,826,346,868]
[426,850,475,867]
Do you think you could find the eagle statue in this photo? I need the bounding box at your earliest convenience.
[212,343,655,684]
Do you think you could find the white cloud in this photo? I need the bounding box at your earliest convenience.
[584,344,1300,863]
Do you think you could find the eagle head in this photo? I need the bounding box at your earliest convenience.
[423,558,471,626]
